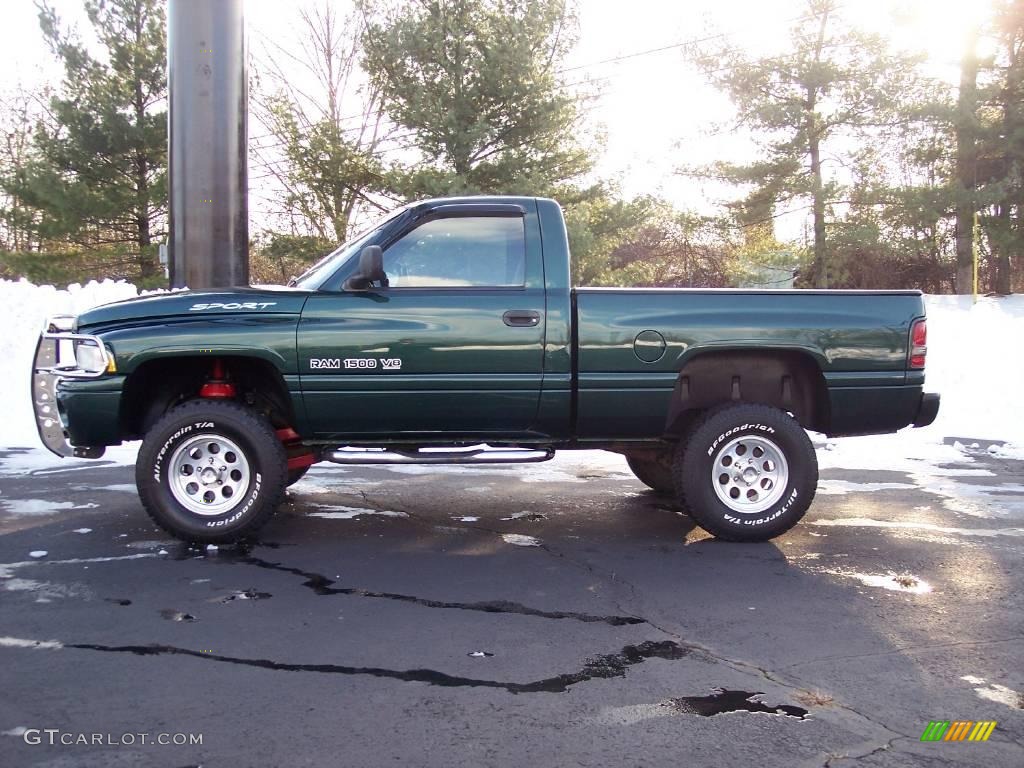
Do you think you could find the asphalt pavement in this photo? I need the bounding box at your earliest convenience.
[1,442,1022,767]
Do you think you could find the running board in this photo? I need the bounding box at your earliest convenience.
[324,446,554,465]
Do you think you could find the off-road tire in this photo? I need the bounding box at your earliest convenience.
[625,450,675,494]
[136,400,288,543]
[674,403,817,542]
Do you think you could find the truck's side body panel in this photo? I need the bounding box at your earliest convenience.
[572,289,924,440]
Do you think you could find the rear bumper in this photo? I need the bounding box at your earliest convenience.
[826,385,940,437]
[913,392,940,428]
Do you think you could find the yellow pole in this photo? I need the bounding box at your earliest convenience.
[972,211,980,303]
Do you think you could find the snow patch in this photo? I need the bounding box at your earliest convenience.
[1,500,98,516]
[0,636,63,649]
[501,510,546,520]
[501,533,541,547]
[989,443,1024,461]
[308,505,407,519]
[960,675,1023,709]
[28,551,47,559]
[816,480,917,496]
[817,438,1023,519]
[820,568,933,594]
[1,577,83,602]
[811,518,1024,538]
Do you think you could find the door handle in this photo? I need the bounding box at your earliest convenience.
[502,310,541,327]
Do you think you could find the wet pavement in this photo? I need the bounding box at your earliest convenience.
[0,444,1022,767]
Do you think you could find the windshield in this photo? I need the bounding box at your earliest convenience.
[291,208,406,290]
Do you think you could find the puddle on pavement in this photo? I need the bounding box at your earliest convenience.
[666,689,807,719]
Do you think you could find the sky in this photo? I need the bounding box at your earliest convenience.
[0,0,985,242]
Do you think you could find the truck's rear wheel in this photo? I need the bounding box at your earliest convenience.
[674,403,817,541]
[136,400,287,543]
[625,450,675,494]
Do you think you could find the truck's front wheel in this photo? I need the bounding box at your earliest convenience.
[136,400,287,543]
[674,403,817,541]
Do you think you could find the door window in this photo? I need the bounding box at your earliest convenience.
[383,216,525,288]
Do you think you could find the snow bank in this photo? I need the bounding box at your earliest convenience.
[916,294,1024,445]
[0,281,1021,458]
[0,278,141,448]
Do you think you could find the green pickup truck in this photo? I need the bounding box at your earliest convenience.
[32,196,939,543]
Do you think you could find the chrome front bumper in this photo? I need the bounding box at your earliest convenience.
[31,330,109,458]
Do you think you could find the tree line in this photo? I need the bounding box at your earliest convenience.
[0,0,1021,294]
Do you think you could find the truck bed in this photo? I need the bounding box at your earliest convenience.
[572,287,926,440]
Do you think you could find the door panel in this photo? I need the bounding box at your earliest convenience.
[297,210,547,438]
[298,289,546,436]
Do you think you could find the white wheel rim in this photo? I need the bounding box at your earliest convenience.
[711,434,789,514]
[168,434,251,516]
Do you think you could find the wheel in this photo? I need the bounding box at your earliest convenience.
[136,400,288,543]
[625,449,675,494]
[673,403,817,542]
[287,466,310,486]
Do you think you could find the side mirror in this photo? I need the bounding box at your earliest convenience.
[343,245,388,291]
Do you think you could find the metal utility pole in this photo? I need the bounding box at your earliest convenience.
[167,0,249,289]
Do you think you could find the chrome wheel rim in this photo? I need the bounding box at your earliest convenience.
[711,434,788,514]
[168,434,250,516]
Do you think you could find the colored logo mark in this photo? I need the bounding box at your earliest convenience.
[920,721,997,742]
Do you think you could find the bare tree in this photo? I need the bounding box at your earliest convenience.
[251,1,391,244]
[0,85,51,253]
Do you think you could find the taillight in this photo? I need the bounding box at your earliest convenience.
[909,319,927,369]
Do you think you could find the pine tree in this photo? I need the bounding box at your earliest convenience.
[983,0,1023,294]
[7,0,166,279]
[359,0,593,198]
[688,0,922,288]
[954,26,981,293]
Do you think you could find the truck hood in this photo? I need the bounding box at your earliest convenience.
[75,286,312,330]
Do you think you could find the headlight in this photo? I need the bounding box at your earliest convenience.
[74,341,108,374]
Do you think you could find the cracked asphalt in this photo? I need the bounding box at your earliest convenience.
[1,444,1022,767]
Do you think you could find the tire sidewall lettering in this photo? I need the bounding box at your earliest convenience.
[691,411,812,536]
[151,419,261,525]
[206,473,262,528]
[707,423,775,457]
